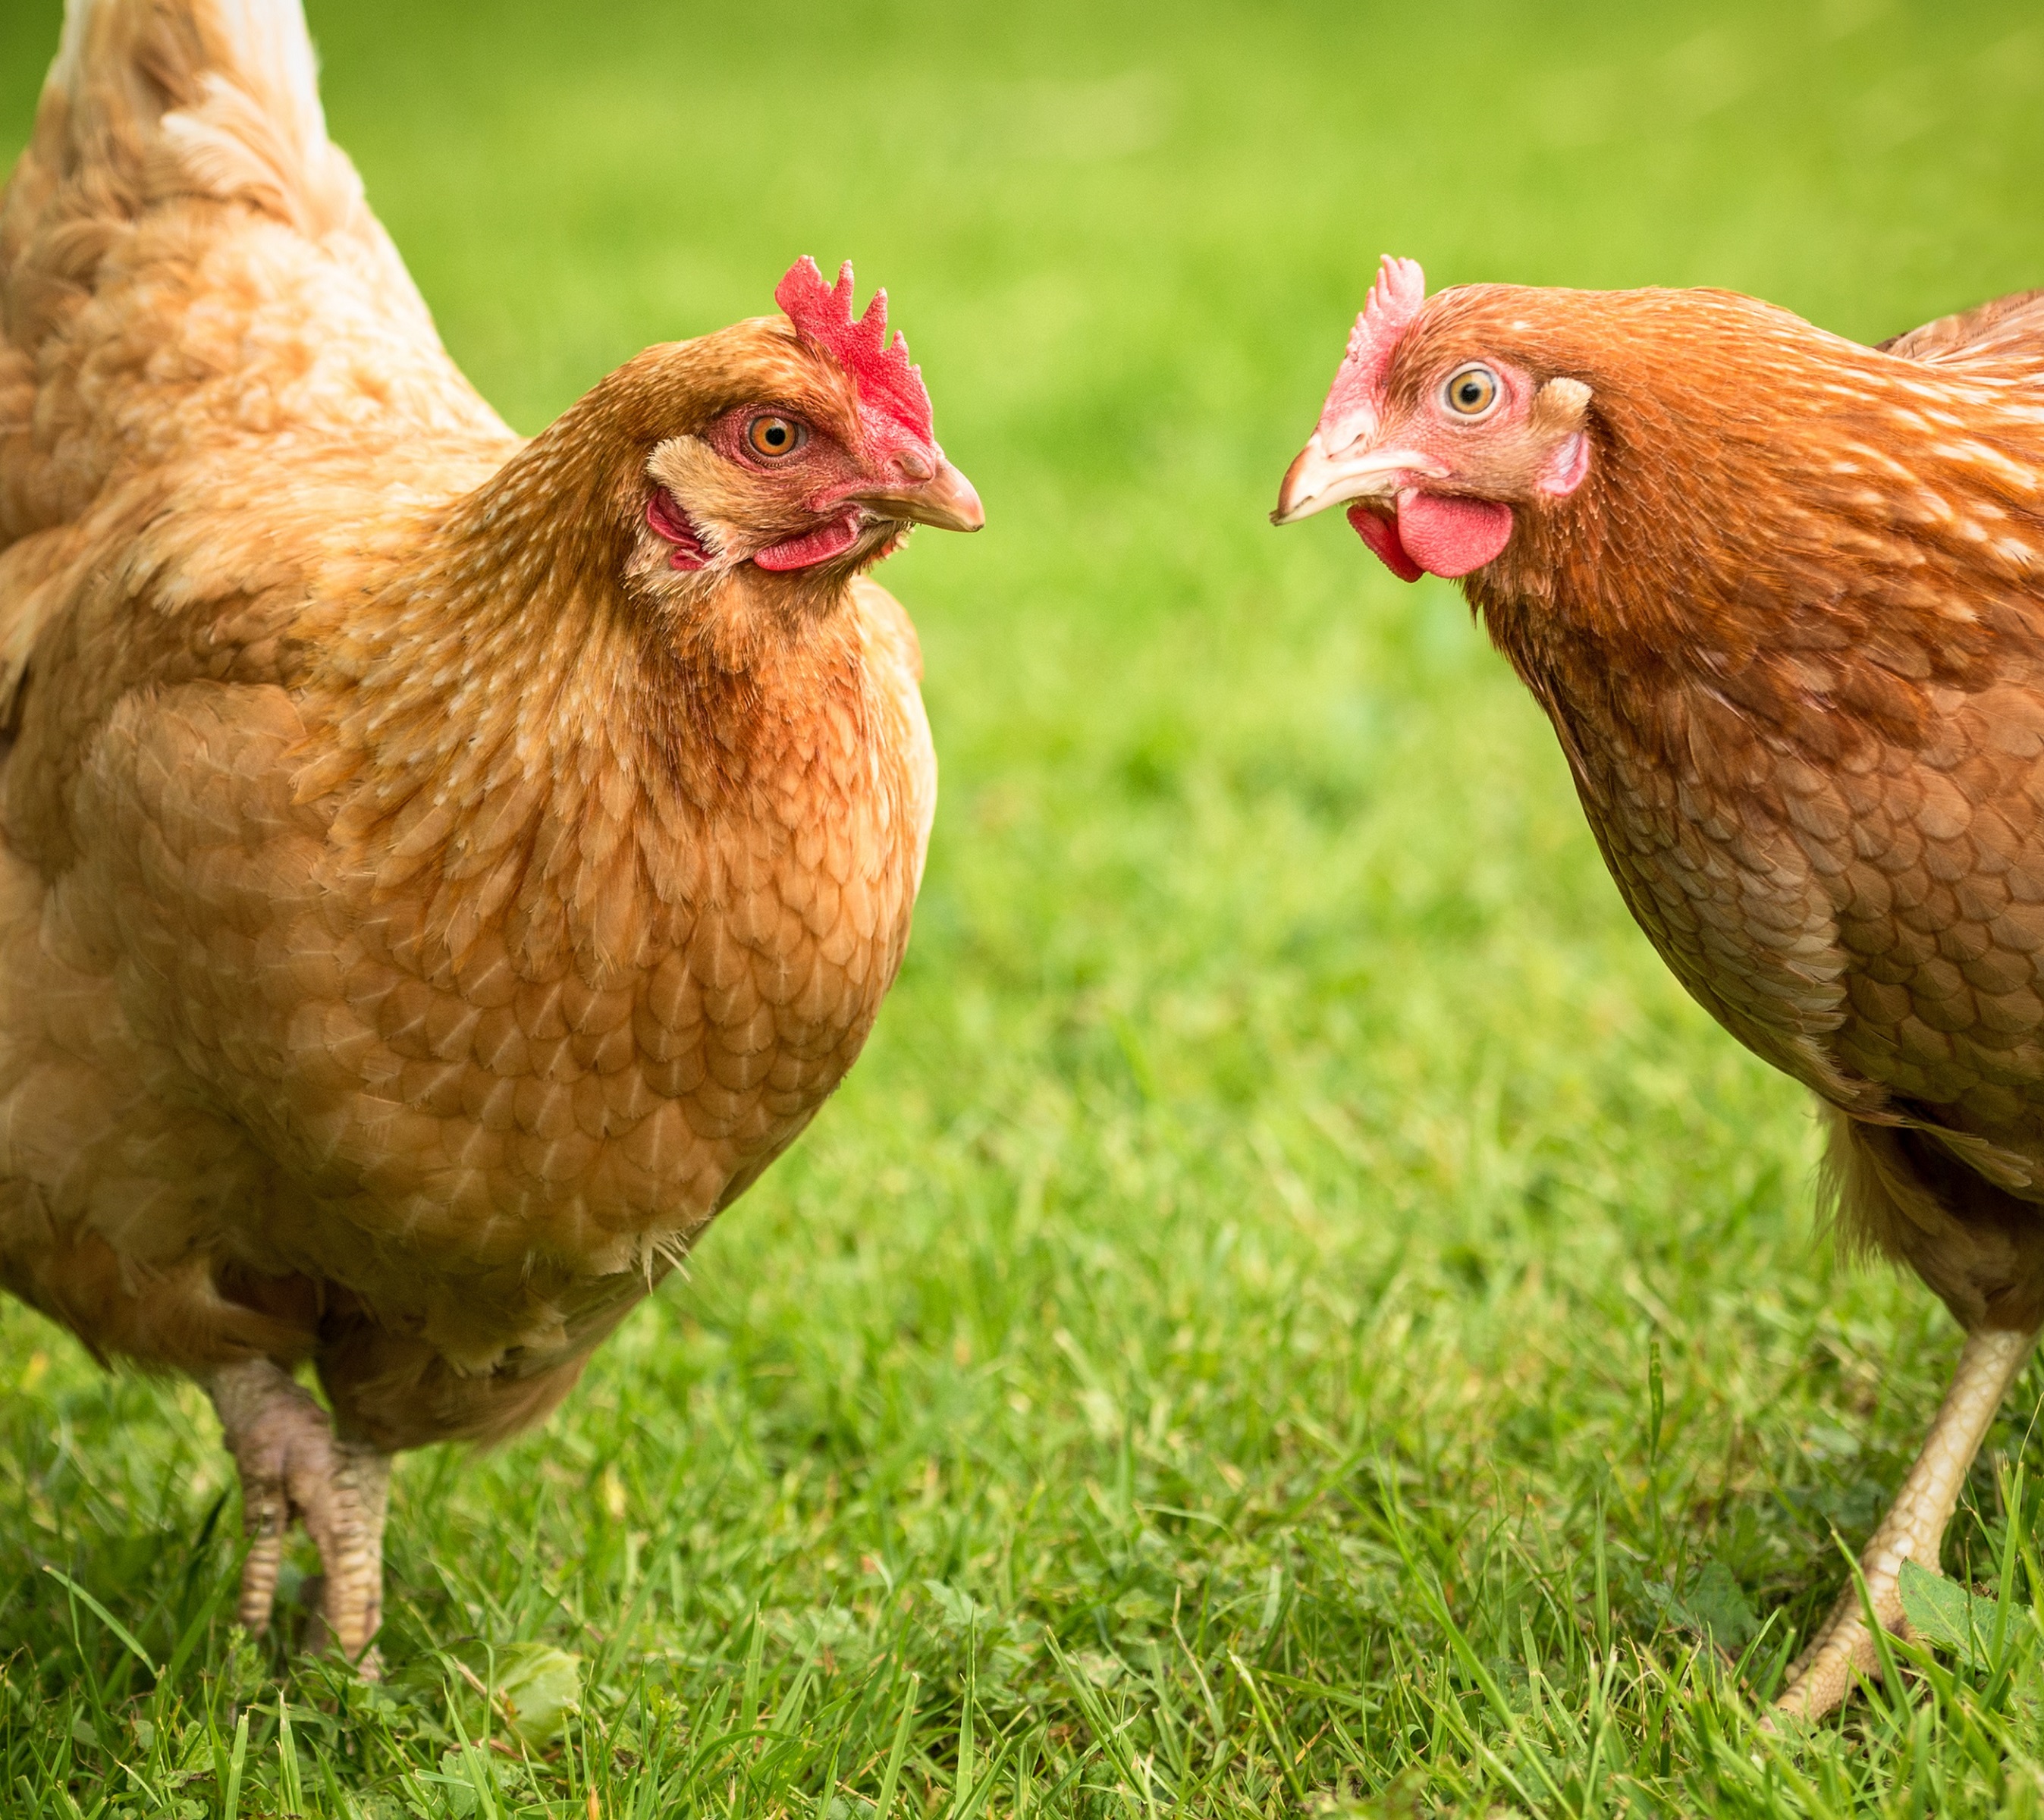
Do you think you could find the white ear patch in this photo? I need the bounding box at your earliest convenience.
[1539,433,1590,497]
[1533,378,1593,497]
[1540,377,1592,420]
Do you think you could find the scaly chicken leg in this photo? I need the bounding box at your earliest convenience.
[209,1360,393,1672]
[1772,1326,2035,1721]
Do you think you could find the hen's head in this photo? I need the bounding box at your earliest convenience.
[612,256,980,607]
[1272,257,1594,582]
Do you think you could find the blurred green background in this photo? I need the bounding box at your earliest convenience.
[5,1,2044,1812]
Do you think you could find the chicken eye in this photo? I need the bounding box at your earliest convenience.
[1443,365,1500,418]
[746,415,805,458]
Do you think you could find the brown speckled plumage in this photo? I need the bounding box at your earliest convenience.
[1279,265,2044,1716]
[1420,285,2044,1329]
[0,0,948,1485]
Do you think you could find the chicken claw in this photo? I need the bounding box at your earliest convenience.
[1770,1326,2036,1723]
[208,1358,394,1674]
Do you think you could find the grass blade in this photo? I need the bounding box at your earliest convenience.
[872,1671,920,1819]
[42,1567,157,1678]
[222,1710,250,1820]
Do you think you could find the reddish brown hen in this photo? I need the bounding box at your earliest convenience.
[0,0,980,1665]
[1277,256,2044,1718]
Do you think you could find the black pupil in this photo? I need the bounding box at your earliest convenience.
[763,422,787,447]
[1458,377,1485,406]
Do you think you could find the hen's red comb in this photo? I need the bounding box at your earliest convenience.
[1317,255,1426,444]
[774,256,935,447]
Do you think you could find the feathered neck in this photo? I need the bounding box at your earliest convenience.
[299,373,875,984]
[1449,288,2044,755]
[319,363,871,806]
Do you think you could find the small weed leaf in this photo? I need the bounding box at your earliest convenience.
[496,1643,583,1745]
[921,1579,994,1636]
[1641,1560,1758,1653]
[1898,1559,2007,1668]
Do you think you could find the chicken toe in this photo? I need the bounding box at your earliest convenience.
[1771,1326,2035,1723]
[208,1358,394,1674]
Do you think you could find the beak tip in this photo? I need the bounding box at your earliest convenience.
[932,461,984,534]
[1274,436,1425,526]
[852,460,984,534]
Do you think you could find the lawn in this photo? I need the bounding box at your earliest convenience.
[4,0,2044,1813]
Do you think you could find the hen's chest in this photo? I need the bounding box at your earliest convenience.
[1564,709,1850,1060]
[1551,664,2044,1131]
[105,672,927,1307]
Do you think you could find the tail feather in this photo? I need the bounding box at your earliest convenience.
[1880,288,2044,369]
[1,0,467,547]
[39,0,363,240]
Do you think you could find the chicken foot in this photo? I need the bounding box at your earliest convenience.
[208,1358,392,1674]
[1772,1325,2036,1721]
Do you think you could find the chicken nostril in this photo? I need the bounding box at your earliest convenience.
[895,450,934,483]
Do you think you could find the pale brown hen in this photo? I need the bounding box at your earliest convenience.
[1278,259,2044,1718]
[0,0,981,1664]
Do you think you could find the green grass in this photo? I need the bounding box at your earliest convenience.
[5,0,2044,1812]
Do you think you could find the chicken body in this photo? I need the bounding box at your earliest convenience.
[1278,264,2044,1718]
[0,0,978,1662]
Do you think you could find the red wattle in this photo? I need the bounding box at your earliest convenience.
[1346,502,1424,582]
[754,513,862,572]
[1396,491,1514,578]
